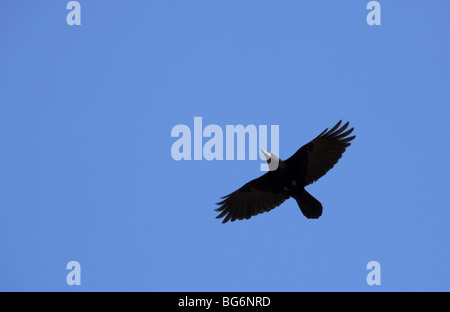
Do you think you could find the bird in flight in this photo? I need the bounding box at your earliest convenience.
[215,120,355,223]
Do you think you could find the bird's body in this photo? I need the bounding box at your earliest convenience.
[215,120,355,223]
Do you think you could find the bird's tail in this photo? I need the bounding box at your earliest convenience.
[292,188,323,219]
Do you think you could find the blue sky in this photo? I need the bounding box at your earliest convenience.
[1,1,449,291]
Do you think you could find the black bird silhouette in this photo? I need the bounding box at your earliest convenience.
[215,120,355,223]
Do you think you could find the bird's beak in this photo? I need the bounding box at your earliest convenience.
[260,149,271,161]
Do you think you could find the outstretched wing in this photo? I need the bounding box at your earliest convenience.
[215,172,290,223]
[285,120,355,187]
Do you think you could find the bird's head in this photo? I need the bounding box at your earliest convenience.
[260,148,280,171]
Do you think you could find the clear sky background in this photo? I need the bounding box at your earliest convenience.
[1,1,449,291]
